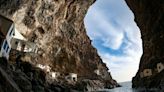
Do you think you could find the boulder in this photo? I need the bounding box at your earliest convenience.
[76,79,104,91]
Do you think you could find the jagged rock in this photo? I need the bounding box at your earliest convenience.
[0,0,109,79]
[0,63,22,92]
[0,0,164,91]
[0,57,8,68]
[104,80,121,89]
[0,0,124,91]
[12,70,32,92]
[76,79,104,91]
[50,84,65,92]
[32,85,45,92]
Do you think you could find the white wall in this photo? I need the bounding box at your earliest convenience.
[94,69,100,75]
[69,73,77,81]
[143,69,152,77]
[157,63,164,73]
[0,24,14,59]
[13,28,26,40]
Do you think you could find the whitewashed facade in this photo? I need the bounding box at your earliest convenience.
[65,73,77,82]
[0,15,15,59]
[0,15,37,60]
[94,69,100,75]
[143,69,152,77]
[157,62,164,73]
[36,64,51,72]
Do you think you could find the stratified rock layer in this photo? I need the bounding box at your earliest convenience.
[125,0,164,89]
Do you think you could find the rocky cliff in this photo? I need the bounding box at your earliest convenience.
[0,0,119,91]
[125,0,164,90]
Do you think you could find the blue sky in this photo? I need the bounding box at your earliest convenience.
[84,0,143,82]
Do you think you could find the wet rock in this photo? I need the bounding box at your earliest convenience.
[0,57,8,68]
[50,84,65,92]
[32,85,45,92]
[0,61,22,92]
[12,70,32,92]
[104,80,119,89]
[76,79,104,91]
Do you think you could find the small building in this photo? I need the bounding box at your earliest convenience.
[157,62,164,73]
[94,69,100,75]
[36,64,51,72]
[0,15,37,60]
[46,72,61,84]
[49,72,60,79]
[65,73,77,82]
[143,69,152,77]
[140,72,144,78]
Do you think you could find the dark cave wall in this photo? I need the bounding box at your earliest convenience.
[125,0,164,88]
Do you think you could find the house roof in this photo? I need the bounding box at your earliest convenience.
[0,15,13,37]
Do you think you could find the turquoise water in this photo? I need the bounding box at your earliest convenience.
[97,82,160,92]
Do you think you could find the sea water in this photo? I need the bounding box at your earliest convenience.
[97,81,161,92]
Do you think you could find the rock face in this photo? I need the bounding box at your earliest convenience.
[0,0,119,91]
[1,0,163,90]
[125,0,164,89]
[0,0,109,78]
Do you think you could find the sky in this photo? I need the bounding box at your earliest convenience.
[84,0,143,82]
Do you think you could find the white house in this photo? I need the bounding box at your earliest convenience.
[65,73,77,82]
[49,72,60,79]
[94,69,100,75]
[157,62,164,73]
[143,69,152,77]
[0,15,37,60]
[36,64,51,72]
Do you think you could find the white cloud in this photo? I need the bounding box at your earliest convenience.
[85,7,124,50]
[100,48,141,82]
[84,0,143,82]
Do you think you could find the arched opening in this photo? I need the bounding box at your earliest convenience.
[84,0,143,82]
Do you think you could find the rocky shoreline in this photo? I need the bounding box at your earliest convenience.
[0,57,120,92]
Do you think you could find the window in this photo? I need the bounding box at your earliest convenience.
[9,27,13,36]
[73,77,76,81]
[159,66,161,69]
[15,41,18,45]
[22,44,25,47]
[13,31,15,36]
[6,45,9,53]
[3,40,7,50]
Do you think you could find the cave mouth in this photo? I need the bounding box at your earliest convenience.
[84,0,143,82]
